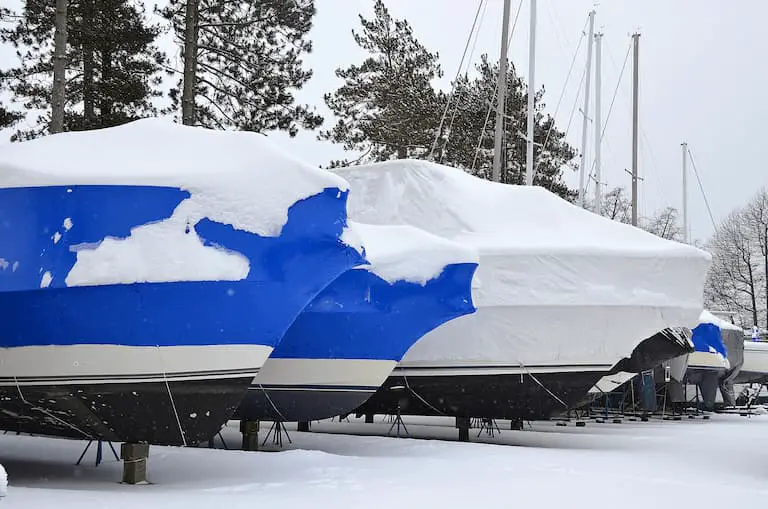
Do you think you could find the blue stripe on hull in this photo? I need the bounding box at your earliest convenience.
[0,185,364,349]
[271,262,477,361]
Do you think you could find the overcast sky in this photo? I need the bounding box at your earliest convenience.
[262,0,767,242]
[3,0,766,242]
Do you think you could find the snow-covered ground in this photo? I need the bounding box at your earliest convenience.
[2,414,768,508]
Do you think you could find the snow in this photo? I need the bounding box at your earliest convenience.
[700,310,743,331]
[3,414,768,508]
[64,217,251,286]
[334,160,712,370]
[0,119,351,286]
[351,222,478,285]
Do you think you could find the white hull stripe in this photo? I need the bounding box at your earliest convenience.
[0,367,261,387]
[250,384,378,392]
[393,364,613,376]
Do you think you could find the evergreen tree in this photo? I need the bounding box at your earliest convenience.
[1,0,165,139]
[161,0,322,134]
[439,54,575,200]
[0,8,22,130]
[321,0,443,165]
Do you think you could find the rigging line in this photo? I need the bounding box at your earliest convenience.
[442,0,489,160]
[535,14,589,181]
[687,146,718,231]
[585,40,631,184]
[470,0,524,172]
[429,0,486,160]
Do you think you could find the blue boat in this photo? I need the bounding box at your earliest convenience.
[0,121,363,445]
[238,225,478,423]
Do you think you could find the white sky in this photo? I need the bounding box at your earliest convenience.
[3,0,767,242]
[263,0,768,243]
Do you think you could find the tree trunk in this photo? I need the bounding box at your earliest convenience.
[749,265,759,326]
[181,0,200,126]
[100,48,113,126]
[50,0,69,134]
[82,0,96,128]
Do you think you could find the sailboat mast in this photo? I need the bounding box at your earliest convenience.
[682,141,689,242]
[593,31,603,210]
[525,0,537,186]
[578,10,596,207]
[492,0,513,183]
[631,32,640,226]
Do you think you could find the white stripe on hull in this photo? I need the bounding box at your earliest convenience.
[687,351,728,371]
[252,358,396,390]
[393,362,613,377]
[0,344,273,385]
[742,341,768,376]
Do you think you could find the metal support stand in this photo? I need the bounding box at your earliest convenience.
[477,418,501,438]
[387,404,409,438]
[262,421,293,448]
[76,439,119,467]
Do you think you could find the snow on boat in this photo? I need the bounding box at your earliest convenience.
[0,119,363,445]
[336,160,710,422]
[238,222,478,422]
[684,311,737,408]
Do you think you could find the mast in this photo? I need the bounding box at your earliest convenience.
[525,0,537,186]
[594,31,603,210]
[682,141,689,242]
[631,32,640,226]
[578,10,595,207]
[492,0,513,183]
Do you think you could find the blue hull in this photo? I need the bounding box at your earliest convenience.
[0,184,363,444]
[239,262,478,421]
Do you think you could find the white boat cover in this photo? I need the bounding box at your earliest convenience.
[334,160,712,375]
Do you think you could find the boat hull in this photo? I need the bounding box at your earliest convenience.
[240,358,396,422]
[353,364,608,422]
[236,264,478,423]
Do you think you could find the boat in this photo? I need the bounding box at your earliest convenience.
[683,311,733,409]
[237,222,478,422]
[337,159,710,422]
[735,341,768,385]
[0,119,363,445]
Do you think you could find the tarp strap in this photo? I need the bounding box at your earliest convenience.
[14,376,95,440]
[403,374,447,416]
[519,363,569,409]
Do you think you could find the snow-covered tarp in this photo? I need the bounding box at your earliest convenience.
[0,118,354,287]
[334,160,711,373]
[352,222,478,285]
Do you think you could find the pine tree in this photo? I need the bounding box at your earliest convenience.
[1,0,165,139]
[161,0,322,134]
[438,54,576,200]
[321,0,443,166]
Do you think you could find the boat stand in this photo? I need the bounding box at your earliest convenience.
[206,430,229,449]
[387,404,409,438]
[476,418,501,438]
[76,439,119,467]
[262,420,292,448]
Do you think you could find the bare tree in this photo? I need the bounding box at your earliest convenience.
[745,187,768,329]
[50,0,68,134]
[706,209,761,327]
[642,206,683,242]
[598,187,632,223]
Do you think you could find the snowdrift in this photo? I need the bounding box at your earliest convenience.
[240,222,478,422]
[335,159,711,375]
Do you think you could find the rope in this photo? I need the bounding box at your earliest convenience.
[470,0,524,173]
[402,374,447,416]
[429,0,486,160]
[687,146,718,230]
[14,376,94,440]
[517,364,569,409]
[440,0,488,162]
[536,14,589,181]
[157,346,187,447]
[256,382,289,423]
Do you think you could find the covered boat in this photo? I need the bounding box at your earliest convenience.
[0,119,363,445]
[338,160,710,422]
[238,222,478,422]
